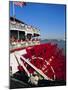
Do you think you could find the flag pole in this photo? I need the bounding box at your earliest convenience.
[13,1,15,22]
[13,1,19,44]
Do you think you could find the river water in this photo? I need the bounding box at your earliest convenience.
[40,39,66,55]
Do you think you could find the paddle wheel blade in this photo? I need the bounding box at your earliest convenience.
[18,43,66,81]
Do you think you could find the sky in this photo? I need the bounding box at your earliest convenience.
[10,1,66,40]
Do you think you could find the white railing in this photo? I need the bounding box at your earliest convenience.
[10,40,40,50]
[10,22,26,31]
[10,22,40,35]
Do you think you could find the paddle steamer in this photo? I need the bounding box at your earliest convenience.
[10,17,66,88]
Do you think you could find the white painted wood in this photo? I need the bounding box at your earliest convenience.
[15,52,52,81]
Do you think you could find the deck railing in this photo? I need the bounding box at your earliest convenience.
[10,40,40,50]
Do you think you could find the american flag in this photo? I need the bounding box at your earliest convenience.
[14,1,26,7]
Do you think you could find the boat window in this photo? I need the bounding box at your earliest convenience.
[19,31,25,41]
[34,33,40,37]
[10,30,18,41]
[27,34,32,40]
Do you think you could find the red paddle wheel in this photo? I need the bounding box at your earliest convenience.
[18,43,66,81]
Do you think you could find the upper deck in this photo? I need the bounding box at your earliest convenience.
[10,17,40,35]
[10,17,40,50]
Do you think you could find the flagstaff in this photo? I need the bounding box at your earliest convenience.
[13,1,15,21]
